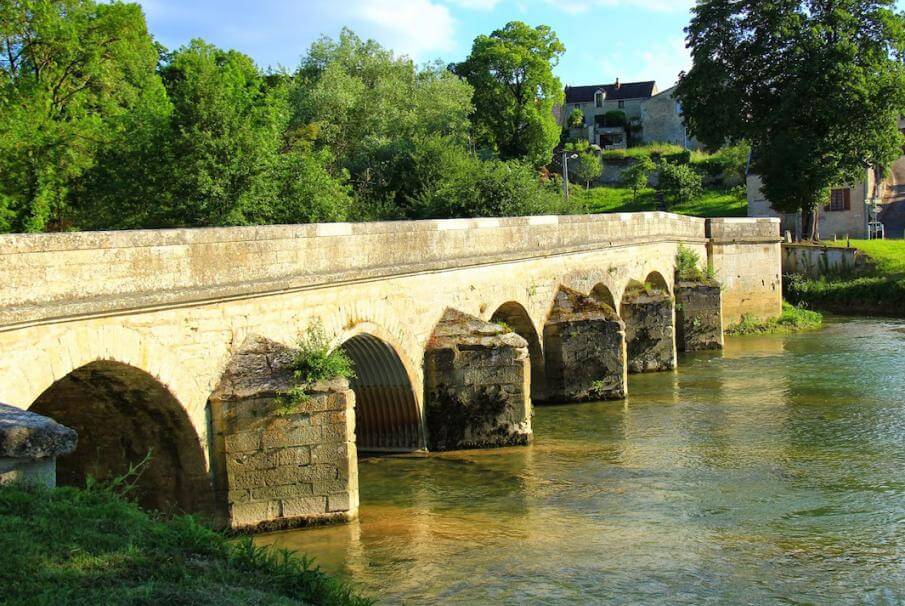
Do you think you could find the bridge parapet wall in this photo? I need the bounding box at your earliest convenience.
[1,213,707,328]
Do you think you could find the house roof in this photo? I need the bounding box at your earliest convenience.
[564,81,657,104]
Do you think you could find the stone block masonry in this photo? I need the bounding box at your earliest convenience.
[675,282,724,352]
[543,287,627,402]
[621,289,677,374]
[208,337,357,532]
[424,309,532,451]
[0,403,77,487]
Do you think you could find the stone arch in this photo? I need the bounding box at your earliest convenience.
[589,283,618,313]
[490,301,545,401]
[644,270,671,294]
[29,360,212,514]
[338,325,423,452]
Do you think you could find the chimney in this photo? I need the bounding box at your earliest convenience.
[615,78,621,90]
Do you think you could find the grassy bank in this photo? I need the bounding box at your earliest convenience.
[788,240,905,317]
[0,483,370,606]
[572,185,747,218]
[727,302,823,336]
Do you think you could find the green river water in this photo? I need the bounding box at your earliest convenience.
[259,317,905,605]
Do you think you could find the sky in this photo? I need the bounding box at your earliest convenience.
[136,0,700,89]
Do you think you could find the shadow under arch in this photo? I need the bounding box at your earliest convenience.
[339,332,422,452]
[490,301,545,401]
[589,283,618,313]
[28,361,212,514]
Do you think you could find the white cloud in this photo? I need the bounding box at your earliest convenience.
[345,0,458,60]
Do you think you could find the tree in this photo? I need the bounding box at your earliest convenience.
[455,21,565,166]
[568,107,585,128]
[656,161,703,208]
[566,140,601,189]
[0,0,167,232]
[675,0,905,239]
[621,156,656,202]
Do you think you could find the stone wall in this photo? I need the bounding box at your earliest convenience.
[423,310,532,451]
[543,287,627,402]
[621,289,677,374]
[0,403,76,487]
[707,218,783,324]
[208,337,357,532]
[782,244,874,279]
[675,282,724,352]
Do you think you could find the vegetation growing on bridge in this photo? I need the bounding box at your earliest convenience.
[0,482,370,606]
[281,322,355,411]
[726,302,823,336]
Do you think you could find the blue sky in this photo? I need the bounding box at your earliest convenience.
[136,0,905,90]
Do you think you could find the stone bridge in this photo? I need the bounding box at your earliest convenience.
[0,214,780,530]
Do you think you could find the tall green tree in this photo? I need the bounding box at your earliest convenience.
[675,0,905,239]
[455,21,565,167]
[0,0,167,232]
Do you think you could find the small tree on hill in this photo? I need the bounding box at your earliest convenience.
[621,156,656,202]
[566,141,601,189]
[656,161,703,208]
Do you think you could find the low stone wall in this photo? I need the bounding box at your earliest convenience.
[782,244,873,279]
[208,337,357,532]
[675,282,724,352]
[0,403,77,487]
[621,290,677,373]
[424,309,532,451]
[543,287,627,402]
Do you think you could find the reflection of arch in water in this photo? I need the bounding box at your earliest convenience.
[589,283,618,313]
[339,330,422,452]
[490,301,545,401]
[29,361,211,514]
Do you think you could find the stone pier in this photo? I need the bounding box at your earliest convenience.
[543,287,627,402]
[0,403,77,487]
[208,337,358,532]
[621,288,677,373]
[675,281,724,352]
[424,309,532,451]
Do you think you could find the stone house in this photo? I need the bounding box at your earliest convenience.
[639,86,700,150]
[747,167,878,239]
[562,80,658,149]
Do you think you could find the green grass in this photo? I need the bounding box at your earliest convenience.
[0,483,371,606]
[572,185,747,218]
[726,302,823,336]
[824,239,905,276]
[788,240,905,317]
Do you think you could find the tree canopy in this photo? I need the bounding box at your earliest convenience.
[455,21,565,167]
[675,0,905,238]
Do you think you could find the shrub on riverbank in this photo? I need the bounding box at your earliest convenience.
[787,241,905,317]
[0,483,370,606]
[726,302,823,336]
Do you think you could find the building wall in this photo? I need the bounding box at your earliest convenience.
[639,87,699,149]
[747,171,872,239]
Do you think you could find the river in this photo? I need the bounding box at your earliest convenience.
[258,317,905,604]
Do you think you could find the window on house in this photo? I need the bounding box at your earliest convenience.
[618,100,625,109]
[595,92,604,108]
[826,188,851,212]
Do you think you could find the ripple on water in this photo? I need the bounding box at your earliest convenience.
[257,317,905,605]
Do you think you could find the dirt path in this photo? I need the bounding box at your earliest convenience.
[880,156,905,238]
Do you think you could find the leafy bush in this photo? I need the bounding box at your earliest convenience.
[620,156,656,201]
[282,321,355,407]
[656,160,704,207]
[726,302,823,335]
[603,110,627,127]
[568,107,585,128]
[675,244,714,282]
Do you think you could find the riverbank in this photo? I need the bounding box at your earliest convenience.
[726,301,823,335]
[786,240,905,317]
[0,483,370,606]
